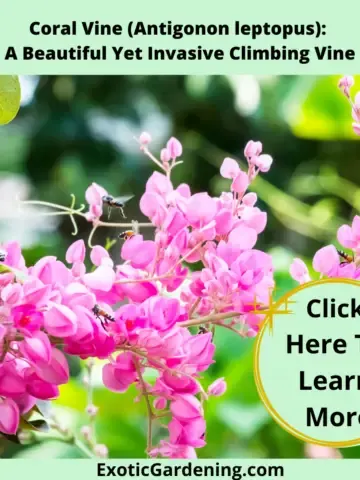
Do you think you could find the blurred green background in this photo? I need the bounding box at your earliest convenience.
[1,74,360,459]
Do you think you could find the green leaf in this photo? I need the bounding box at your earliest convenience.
[13,441,80,459]
[19,418,50,433]
[0,75,21,125]
[283,75,360,140]
[33,400,52,419]
[217,401,269,439]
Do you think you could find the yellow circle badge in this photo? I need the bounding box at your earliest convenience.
[254,278,360,447]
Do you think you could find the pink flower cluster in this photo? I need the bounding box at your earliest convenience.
[289,77,360,286]
[0,240,120,436]
[0,135,274,458]
[290,216,360,283]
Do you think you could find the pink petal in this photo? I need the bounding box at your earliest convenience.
[85,182,107,206]
[1,283,23,304]
[242,210,267,234]
[66,240,86,264]
[0,374,26,396]
[140,192,166,222]
[242,192,257,206]
[186,193,217,226]
[215,209,233,236]
[35,347,69,385]
[337,224,356,248]
[208,378,227,396]
[176,184,191,198]
[83,265,115,292]
[22,331,52,364]
[313,245,339,275]
[146,171,173,197]
[244,140,262,159]
[170,395,203,421]
[44,304,77,338]
[228,225,258,250]
[121,235,156,269]
[167,137,182,159]
[90,245,110,267]
[0,398,19,435]
[231,171,249,193]
[254,154,273,172]
[25,372,59,400]
[290,258,310,284]
[352,216,360,239]
[220,157,240,179]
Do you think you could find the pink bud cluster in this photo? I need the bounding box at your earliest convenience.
[0,135,274,458]
[290,215,360,283]
[338,75,360,136]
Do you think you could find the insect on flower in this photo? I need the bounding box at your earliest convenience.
[118,230,135,241]
[92,304,115,329]
[198,326,208,334]
[0,250,7,262]
[337,249,354,264]
[102,195,133,219]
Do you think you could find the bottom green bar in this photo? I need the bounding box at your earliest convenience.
[0,459,357,479]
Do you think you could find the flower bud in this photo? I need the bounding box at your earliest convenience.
[80,425,92,440]
[139,132,152,145]
[160,148,171,163]
[207,378,227,397]
[166,137,182,159]
[244,140,262,160]
[153,397,167,410]
[247,328,258,338]
[253,154,273,172]
[338,76,354,98]
[94,444,108,458]
[86,404,98,417]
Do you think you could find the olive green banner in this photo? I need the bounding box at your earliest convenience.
[0,0,358,74]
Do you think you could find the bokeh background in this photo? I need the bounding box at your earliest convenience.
[1,74,360,459]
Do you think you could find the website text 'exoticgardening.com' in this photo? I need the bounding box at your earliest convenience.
[97,462,285,480]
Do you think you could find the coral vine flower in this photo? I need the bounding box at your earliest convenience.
[0,134,275,460]
[11,304,44,333]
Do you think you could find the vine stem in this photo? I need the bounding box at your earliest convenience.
[48,422,95,458]
[114,273,187,285]
[177,311,242,328]
[170,242,204,272]
[120,347,208,401]
[134,357,154,455]
[20,200,153,228]
[73,437,97,458]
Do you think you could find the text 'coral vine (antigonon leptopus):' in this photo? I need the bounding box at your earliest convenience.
[0,76,357,458]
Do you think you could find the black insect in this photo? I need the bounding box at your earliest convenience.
[198,326,208,334]
[337,249,354,264]
[102,195,133,219]
[0,250,7,262]
[92,304,115,329]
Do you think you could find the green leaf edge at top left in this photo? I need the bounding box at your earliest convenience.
[0,75,21,125]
